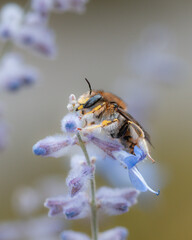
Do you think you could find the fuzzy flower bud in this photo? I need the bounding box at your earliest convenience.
[88,135,123,159]
[61,113,82,134]
[66,160,94,197]
[61,230,90,240]
[97,187,139,215]
[44,192,90,219]
[99,227,128,240]
[33,134,76,157]
[67,94,78,112]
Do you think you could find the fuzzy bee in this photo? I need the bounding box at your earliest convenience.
[76,79,154,162]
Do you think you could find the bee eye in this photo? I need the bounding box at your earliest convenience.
[83,94,102,108]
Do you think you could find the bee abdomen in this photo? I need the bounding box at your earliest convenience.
[121,129,137,154]
[117,122,128,138]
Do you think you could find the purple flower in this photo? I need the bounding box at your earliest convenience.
[61,113,82,134]
[0,53,38,92]
[33,134,77,157]
[67,160,94,197]
[99,227,128,240]
[31,0,54,15]
[53,0,89,14]
[97,187,139,215]
[61,230,90,240]
[88,135,123,159]
[25,11,48,27]
[44,192,90,219]
[16,25,56,58]
[33,94,159,195]
[0,215,65,240]
[0,3,23,41]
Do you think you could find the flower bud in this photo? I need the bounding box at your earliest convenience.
[97,187,139,215]
[33,135,76,157]
[44,193,89,219]
[61,113,82,134]
[67,163,94,197]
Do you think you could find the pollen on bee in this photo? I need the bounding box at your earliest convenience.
[102,120,118,132]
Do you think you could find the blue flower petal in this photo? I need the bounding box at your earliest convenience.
[123,155,139,169]
[129,167,160,195]
[134,146,146,160]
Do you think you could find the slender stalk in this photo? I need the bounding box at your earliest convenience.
[77,132,98,240]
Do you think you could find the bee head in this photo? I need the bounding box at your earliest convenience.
[76,79,102,111]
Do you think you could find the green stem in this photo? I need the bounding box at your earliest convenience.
[77,132,98,240]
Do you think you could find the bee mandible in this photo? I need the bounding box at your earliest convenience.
[76,79,154,162]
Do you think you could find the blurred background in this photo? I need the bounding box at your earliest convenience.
[0,0,192,239]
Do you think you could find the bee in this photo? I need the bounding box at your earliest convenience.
[76,79,154,162]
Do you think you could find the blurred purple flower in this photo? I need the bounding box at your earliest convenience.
[16,25,56,58]
[11,175,68,217]
[44,192,90,219]
[31,0,54,16]
[99,227,128,240]
[0,215,65,240]
[0,53,38,92]
[128,26,187,85]
[61,228,128,240]
[61,230,90,240]
[97,187,139,215]
[25,11,48,27]
[0,3,23,41]
[31,0,89,14]
[53,0,89,13]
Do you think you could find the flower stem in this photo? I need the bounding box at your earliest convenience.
[77,132,98,240]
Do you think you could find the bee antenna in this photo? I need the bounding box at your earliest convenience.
[85,78,92,95]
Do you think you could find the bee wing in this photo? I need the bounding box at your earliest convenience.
[117,108,152,145]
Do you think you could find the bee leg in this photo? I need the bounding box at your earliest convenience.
[101,119,119,128]
[84,103,106,116]
[80,119,119,134]
[80,122,104,133]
